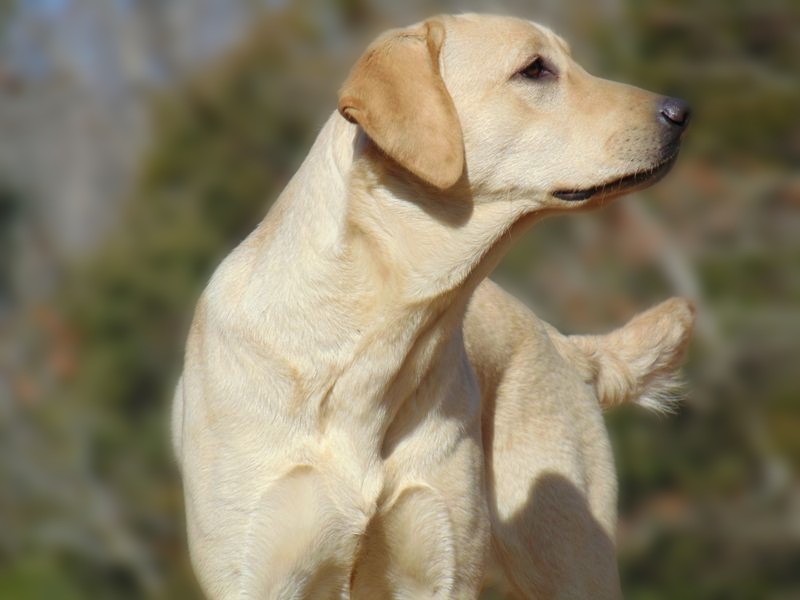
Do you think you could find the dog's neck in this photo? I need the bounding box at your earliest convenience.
[234,111,541,433]
[346,130,545,305]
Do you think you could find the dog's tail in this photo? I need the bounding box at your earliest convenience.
[552,298,696,412]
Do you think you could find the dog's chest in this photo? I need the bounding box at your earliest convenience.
[379,337,482,476]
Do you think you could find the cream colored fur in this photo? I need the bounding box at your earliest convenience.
[172,14,693,599]
[465,282,694,599]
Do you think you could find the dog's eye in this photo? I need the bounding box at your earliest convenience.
[519,57,552,80]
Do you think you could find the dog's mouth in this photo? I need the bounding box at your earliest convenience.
[552,152,679,202]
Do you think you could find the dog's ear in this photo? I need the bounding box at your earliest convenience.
[338,19,464,190]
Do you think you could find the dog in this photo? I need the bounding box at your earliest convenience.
[172,14,691,599]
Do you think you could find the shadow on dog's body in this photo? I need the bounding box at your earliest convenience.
[172,13,692,599]
[465,282,693,598]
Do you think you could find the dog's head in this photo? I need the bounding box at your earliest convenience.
[338,14,689,209]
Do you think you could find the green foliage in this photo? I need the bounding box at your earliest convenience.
[0,181,19,304]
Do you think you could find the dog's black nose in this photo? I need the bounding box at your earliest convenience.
[659,97,691,128]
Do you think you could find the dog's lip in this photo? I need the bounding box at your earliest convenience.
[552,152,679,202]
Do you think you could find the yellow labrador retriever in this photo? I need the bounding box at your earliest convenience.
[172,14,692,599]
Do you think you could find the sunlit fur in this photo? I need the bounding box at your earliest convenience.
[465,282,694,599]
[172,14,692,599]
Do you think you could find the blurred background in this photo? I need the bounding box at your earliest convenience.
[1,0,798,598]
